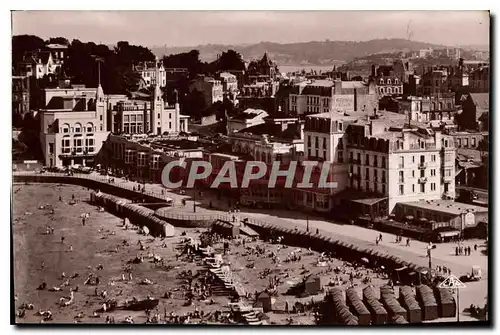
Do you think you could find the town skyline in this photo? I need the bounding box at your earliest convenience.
[12,10,490,48]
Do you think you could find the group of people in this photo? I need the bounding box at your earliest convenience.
[456,244,476,256]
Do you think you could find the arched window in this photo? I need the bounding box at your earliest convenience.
[379,79,384,85]
[74,122,82,133]
[86,122,94,133]
[388,87,392,94]
[387,79,392,85]
[394,87,399,94]
[62,123,70,134]
[395,78,399,84]
[432,102,436,111]
[439,102,443,110]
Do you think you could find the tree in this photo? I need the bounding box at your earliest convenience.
[12,34,46,67]
[213,49,245,72]
[47,37,69,45]
[163,49,209,79]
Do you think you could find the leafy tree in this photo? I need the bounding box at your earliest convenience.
[213,49,245,71]
[163,49,209,79]
[47,37,69,45]
[12,34,45,68]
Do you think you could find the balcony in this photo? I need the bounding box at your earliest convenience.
[418,162,427,169]
[398,179,405,184]
[349,159,361,165]
[398,164,404,169]
[418,177,428,183]
[442,176,453,183]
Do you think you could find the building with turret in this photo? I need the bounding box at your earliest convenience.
[38,74,110,167]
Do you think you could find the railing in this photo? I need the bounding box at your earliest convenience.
[418,177,428,183]
[418,162,427,169]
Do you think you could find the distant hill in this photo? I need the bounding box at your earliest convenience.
[151,38,450,66]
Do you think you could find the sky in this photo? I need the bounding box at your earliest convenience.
[12,10,490,48]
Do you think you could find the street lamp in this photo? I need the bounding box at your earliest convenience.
[427,244,432,270]
[193,186,197,213]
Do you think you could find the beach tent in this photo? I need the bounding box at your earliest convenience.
[416,285,439,321]
[399,286,422,323]
[433,287,456,318]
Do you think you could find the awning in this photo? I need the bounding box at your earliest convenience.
[405,215,414,221]
[395,266,408,272]
[439,230,460,237]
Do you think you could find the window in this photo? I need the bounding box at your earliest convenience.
[399,156,404,168]
[472,138,477,147]
[169,122,172,128]
[444,140,448,147]
[431,183,436,191]
[86,123,94,133]
[399,171,404,183]
[420,169,425,178]
[381,157,386,168]
[374,155,378,167]
[100,115,103,121]
[387,79,392,85]
[399,185,404,195]
[412,170,415,178]
[315,137,319,148]
[357,153,361,162]
[158,113,161,119]
[49,143,54,154]
[431,169,436,176]
[431,155,436,162]
[62,124,70,133]
[366,168,370,180]
[412,156,415,163]
[420,184,425,193]
[382,184,386,194]
[308,136,311,147]
[74,123,82,133]
[420,155,425,163]
[464,138,469,147]
[366,154,370,166]
[338,123,343,131]
[445,169,452,177]
[412,184,415,193]
[445,153,453,162]
[338,138,343,149]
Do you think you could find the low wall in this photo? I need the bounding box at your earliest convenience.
[14,174,169,205]
[154,210,224,228]
[90,191,175,237]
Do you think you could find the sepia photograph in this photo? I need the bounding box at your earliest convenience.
[11,10,490,326]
